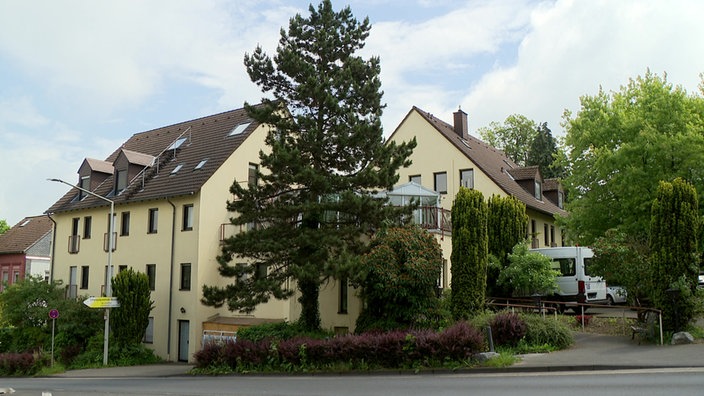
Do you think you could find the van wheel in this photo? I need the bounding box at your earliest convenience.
[606,295,614,306]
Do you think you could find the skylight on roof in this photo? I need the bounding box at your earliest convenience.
[194,159,208,170]
[168,137,188,150]
[228,122,251,136]
[20,219,30,227]
[171,164,184,174]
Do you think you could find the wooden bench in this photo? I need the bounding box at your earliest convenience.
[631,310,657,344]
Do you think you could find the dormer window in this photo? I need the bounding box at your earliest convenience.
[115,169,128,195]
[534,180,542,200]
[79,176,90,200]
[558,191,564,209]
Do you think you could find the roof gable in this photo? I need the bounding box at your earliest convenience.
[507,166,541,181]
[117,149,155,168]
[79,158,114,175]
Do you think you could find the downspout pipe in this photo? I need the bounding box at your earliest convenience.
[47,214,57,283]
[167,199,177,358]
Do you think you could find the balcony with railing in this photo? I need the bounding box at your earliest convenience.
[384,181,452,234]
[413,206,452,233]
[103,232,117,252]
[68,235,80,254]
[219,182,453,240]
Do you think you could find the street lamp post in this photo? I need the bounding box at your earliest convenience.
[48,178,114,366]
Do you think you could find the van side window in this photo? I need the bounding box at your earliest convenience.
[583,257,593,276]
[550,258,576,276]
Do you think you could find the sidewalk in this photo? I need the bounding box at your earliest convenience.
[512,332,704,371]
[51,363,194,378]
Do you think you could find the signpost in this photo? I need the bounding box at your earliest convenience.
[49,309,59,367]
[83,296,120,309]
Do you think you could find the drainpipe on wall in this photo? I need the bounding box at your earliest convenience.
[167,199,177,358]
[47,214,57,283]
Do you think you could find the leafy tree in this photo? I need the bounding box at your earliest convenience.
[0,276,63,329]
[0,276,102,353]
[561,71,704,245]
[526,122,566,180]
[499,242,559,297]
[0,219,8,234]
[590,229,651,305]
[202,0,415,331]
[486,195,528,297]
[649,178,700,331]
[353,226,443,333]
[478,114,537,166]
[111,268,154,346]
[450,187,488,320]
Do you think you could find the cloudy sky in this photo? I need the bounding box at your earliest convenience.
[1,0,702,226]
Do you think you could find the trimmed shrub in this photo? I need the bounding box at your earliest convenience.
[0,352,44,376]
[437,321,485,361]
[194,322,485,371]
[236,321,330,343]
[489,312,527,346]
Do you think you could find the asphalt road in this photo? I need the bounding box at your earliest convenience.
[4,368,704,396]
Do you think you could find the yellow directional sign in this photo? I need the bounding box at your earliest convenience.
[83,296,120,309]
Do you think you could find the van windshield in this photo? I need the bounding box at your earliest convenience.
[550,258,576,276]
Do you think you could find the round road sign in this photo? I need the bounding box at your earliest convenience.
[49,309,59,319]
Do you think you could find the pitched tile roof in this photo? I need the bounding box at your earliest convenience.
[410,106,566,217]
[0,215,53,254]
[47,105,263,214]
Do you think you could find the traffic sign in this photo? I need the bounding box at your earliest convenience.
[48,309,59,319]
[83,296,120,309]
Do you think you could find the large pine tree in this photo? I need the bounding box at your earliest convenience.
[201,0,415,331]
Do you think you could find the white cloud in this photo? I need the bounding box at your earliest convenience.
[364,0,536,134]
[461,0,704,135]
[0,0,294,115]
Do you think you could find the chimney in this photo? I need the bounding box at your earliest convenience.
[453,108,468,139]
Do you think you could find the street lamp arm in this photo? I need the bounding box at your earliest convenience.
[46,178,114,205]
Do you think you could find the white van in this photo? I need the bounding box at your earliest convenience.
[532,246,608,311]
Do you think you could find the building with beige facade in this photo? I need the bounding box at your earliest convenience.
[46,103,567,363]
[386,106,567,291]
[46,105,360,363]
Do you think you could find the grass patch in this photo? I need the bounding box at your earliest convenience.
[481,350,518,368]
[36,362,66,376]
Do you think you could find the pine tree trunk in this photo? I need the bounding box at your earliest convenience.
[297,276,321,331]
